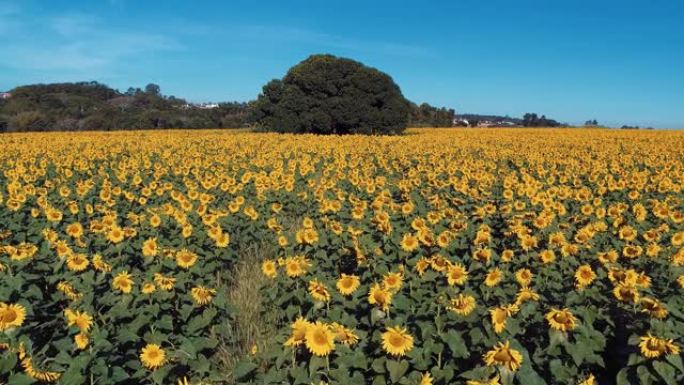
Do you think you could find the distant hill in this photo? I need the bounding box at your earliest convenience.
[0,81,250,132]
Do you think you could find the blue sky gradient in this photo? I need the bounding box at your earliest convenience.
[1,0,683,127]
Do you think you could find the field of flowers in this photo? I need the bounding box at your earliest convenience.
[1,128,683,385]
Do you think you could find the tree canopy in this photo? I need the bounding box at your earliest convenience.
[0,82,249,132]
[251,54,411,135]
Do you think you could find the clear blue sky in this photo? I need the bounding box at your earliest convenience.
[1,0,683,127]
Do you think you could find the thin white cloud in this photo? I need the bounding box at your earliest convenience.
[0,7,181,74]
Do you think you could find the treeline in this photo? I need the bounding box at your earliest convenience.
[0,82,249,132]
[0,81,456,132]
[408,102,455,127]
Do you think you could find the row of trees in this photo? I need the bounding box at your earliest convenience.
[0,82,249,132]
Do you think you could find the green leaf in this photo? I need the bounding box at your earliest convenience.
[444,330,469,358]
[652,361,677,385]
[7,373,36,385]
[616,367,632,385]
[233,360,258,380]
[665,353,684,374]
[386,359,409,383]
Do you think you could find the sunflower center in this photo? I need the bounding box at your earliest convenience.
[1,310,17,323]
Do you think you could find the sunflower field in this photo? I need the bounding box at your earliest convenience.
[1,129,684,385]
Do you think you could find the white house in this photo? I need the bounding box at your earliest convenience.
[0,92,11,99]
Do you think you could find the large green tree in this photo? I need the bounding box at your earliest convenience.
[251,54,411,135]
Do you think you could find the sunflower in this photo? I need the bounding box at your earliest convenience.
[639,333,680,358]
[578,374,596,385]
[176,249,198,269]
[640,298,668,319]
[400,233,419,252]
[0,302,26,331]
[142,282,156,294]
[20,356,61,382]
[66,253,89,272]
[154,273,176,290]
[140,343,166,370]
[261,260,277,278]
[106,226,125,244]
[284,317,312,347]
[284,257,307,277]
[92,254,112,272]
[485,268,503,287]
[545,308,577,332]
[446,263,468,286]
[483,341,523,372]
[612,283,639,303]
[336,274,360,296]
[330,323,359,346]
[381,326,414,356]
[368,283,392,311]
[419,372,433,385]
[515,287,540,305]
[305,321,335,356]
[382,272,403,292]
[539,249,556,264]
[415,257,431,276]
[308,280,330,302]
[447,294,476,316]
[74,332,89,349]
[142,238,158,257]
[65,222,84,238]
[191,286,216,305]
[515,268,533,287]
[64,309,93,332]
[574,265,596,289]
[112,271,134,293]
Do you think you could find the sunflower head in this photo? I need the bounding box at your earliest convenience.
[381,326,414,356]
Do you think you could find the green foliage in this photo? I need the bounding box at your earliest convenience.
[0,81,250,132]
[251,54,411,135]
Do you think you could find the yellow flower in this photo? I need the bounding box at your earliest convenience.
[574,265,596,289]
[483,341,523,372]
[261,260,277,278]
[545,308,577,332]
[578,373,595,385]
[176,249,198,269]
[447,294,476,316]
[485,268,503,287]
[515,268,533,287]
[308,279,330,302]
[191,286,216,305]
[330,322,359,346]
[74,332,89,349]
[368,283,392,312]
[381,326,414,356]
[305,321,335,356]
[0,302,26,331]
[446,263,468,286]
[142,238,158,257]
[640,297,668,319]
[106,226,125,243]
[419,372,433,385]
[400,233,419,252]
[64,309,93,332]
[336,274,360,296]
[382,272,403,292]
[639,333,680,358]
[140,343,166,370]
[154,273,176,291]
[66,253,90,272]
[112,271,134,293]
[284,317,311,348]
[142,282,156,294]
